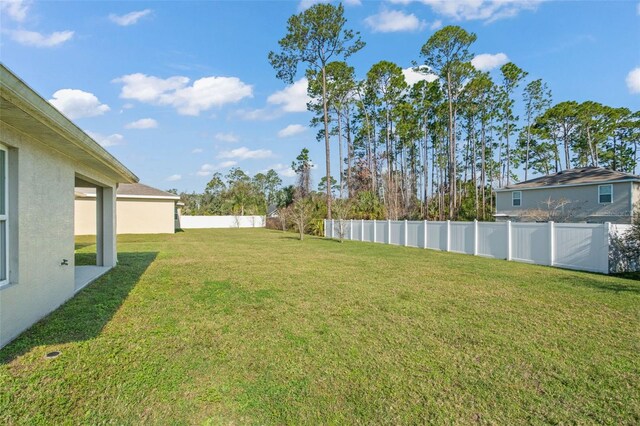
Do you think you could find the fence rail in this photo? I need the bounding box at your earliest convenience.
[325,219,630,274]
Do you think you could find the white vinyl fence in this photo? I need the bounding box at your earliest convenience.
[325,219,631,274]
[180,215,265,229]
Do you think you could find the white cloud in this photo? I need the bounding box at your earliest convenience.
[391,0,543,23]
[637,2,640,15]
[192,148,204,154]
[109,9,152,26]
[125,118,158,129]
[402,66,438,86]
[166,174,182,182]
[364,9,425,33]
[471,53,509,71]
[278,124,307,138]
[298,0,330,12]
[114,73,253,116]
[232,108,282,121]
[197,161,237,176]
[267,78,310,113]
[49,89,110,119]
[626,67,640,94]
[114,74,188,103]
[217,147,274,160]
[430,19,443,30]
[218,160,238,168]
[0,0,30,22]
[267,163,297,178]
[8,29,74,47]
[215,132,239,143]
[197,164,215,176]
[344,0,362,5]
[87,132,124,148]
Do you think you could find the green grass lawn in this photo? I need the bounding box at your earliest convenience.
[1,229,639,424]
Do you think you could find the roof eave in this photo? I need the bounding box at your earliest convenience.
[0,63,138,184]
[495,178,640,192]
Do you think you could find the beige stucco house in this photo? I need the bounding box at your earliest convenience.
[0,64,138,348]
[75,183,180,235]
[496,167,640,223]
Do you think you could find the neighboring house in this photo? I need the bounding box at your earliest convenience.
[267,204,279,218]
[0,64,138,348]
[75,183,180,235]
[496,167,640,223]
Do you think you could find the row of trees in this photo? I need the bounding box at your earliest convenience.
[269,3,639,221]
[174,168,290,216]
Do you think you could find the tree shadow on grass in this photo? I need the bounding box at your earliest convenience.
[611,272,640,282]
[558,273,640,295]
[0,251,158,364]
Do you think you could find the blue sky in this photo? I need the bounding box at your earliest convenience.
[1,0,639,192]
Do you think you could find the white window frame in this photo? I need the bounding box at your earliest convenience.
[512,191,522,207]
[598,184,613,204]
[0,144,8,287]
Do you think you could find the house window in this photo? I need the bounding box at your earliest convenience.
[598,184,612,204]
[0,145,8,286]
[512,191,522,207]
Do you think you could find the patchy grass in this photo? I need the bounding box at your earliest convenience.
[2,229,639,424]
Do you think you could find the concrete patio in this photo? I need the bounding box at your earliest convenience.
[74,266,110,293]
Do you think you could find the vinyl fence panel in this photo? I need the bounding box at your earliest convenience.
[363,221,375,242]
[406,221,421,248]
[426,222,447,251]
[180,215,265,229]
[389,221,402,245]
[450,222,475,255]
[375,221,386,244]
[477,222,508,259]
[554,224,608,273]
[324,219,621,274]
[510,223,549,265]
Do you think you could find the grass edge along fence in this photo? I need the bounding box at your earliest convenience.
[325,219,632,275]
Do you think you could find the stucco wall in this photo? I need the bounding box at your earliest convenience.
[75,197,96,235]
[75,198,176,235]
[496,182,634,223]
[0,123,117,348]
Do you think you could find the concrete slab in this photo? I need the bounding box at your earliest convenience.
[74,265,111,293]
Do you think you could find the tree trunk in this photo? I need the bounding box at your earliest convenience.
[563,123,571,170]
[337,109,344,198]
[447,70,456,219]
[322,65,332,219]
[481,120,486,221]
[525,111,531,181]
[346,106,353,197]
[423,122,429,218]
[506,115,511,186]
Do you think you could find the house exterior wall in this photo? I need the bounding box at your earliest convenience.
[0,123,117,348]
[75,198,176,235]
[75,197,96,235]
[496,181,634,223]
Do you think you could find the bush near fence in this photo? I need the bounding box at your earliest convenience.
[325,219,632,275]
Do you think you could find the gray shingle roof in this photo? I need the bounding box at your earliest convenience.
[76,183,179,199]
[116,183,179,198]
[504,167,640,190]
